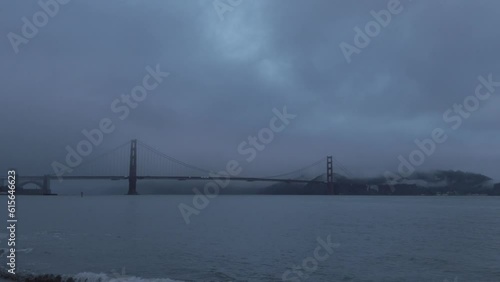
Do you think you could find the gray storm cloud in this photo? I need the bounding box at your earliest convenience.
[1,0,500,179]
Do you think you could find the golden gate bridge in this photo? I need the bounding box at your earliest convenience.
[0,139,353,195]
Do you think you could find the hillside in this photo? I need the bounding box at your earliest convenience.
[262,170,498,196]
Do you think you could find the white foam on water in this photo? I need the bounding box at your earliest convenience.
[17,248,33,254]
[0,248,32,259]
[72,272,184,282]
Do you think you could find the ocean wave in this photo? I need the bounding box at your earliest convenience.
[73,272,183,282]
[0,248,33,258]
[0,270,184,282]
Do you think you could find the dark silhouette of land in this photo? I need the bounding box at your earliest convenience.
[2,170,499,196]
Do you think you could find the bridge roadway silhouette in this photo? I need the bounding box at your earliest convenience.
[0,139,340,195]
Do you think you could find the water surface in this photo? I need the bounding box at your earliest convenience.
[2,195,499,281]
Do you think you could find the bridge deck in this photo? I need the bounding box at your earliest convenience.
[0,176,325,184]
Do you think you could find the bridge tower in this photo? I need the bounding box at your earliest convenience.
[327,156,335,195]
[42,174,52,195]
[128,139,138,195]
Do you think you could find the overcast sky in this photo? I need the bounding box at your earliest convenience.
[1,0,500,179]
